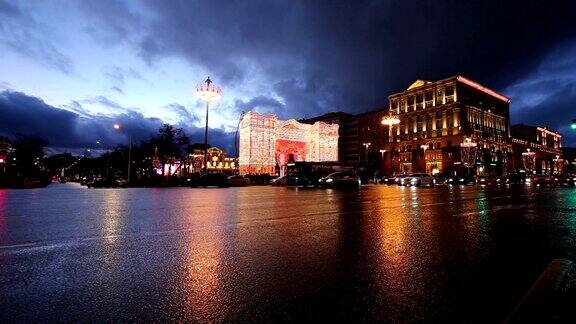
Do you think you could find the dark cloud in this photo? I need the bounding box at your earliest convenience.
[111,86,124,94]
[505,42,576,145]
[0,0,20,16]
[166,103,201,125]
[77,0,576,126]
[511,84,576,145]
[83,95,134,113]
[234,96,285,114]
[79,0,145,45]
[0,90,236,154]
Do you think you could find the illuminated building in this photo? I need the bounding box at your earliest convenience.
[300,112,359,165]
[359,75,511,176]
[187,147,235,173]
[510,124,563,174]
[239,111,339,175]
[152,146,235,175]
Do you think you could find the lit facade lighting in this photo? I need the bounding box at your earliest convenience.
[239,111,339,175]
[457,76,510,103]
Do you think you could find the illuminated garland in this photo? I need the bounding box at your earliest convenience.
[239,111,339,174]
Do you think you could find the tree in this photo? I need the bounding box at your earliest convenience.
[150,124,190,176]
[5,135,50,187]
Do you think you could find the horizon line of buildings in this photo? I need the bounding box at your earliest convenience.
[303,75,565,176]
[239,75,570,176]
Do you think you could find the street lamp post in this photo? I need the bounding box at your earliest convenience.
[196,77,222,173]
[420,144,429,173]
[379,149,386,159]
[363,142,371,162]
[235,111,246,174]
[381,112,401,142]
[460,138,478,177]
[113,124,132,184]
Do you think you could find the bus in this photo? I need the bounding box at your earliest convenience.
[285,161,355,187]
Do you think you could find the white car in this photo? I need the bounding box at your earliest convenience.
[406,173,435,187]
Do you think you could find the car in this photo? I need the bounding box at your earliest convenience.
[446,175,477,185]
[379,176,397,185]
[405,173,435,187]
[394,174,412,186]
[432,172,451,185]
[270,175,286,186]
[89,178,124,188]
[477,175,502,185]
[530,174,554,186]
[554,174,576,186]
[228,175,250,187]
[197,172,229,187]
[319,171,361,188]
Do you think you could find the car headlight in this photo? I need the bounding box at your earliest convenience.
[326,178,333,183]
[480,179,485,182]
[525,178,531,183]
[459,178,465,182]
[410,178,417,183]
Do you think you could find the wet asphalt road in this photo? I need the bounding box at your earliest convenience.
[1,183,576,322]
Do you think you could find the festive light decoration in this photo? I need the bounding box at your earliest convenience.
[196,78,222,103]
[196,77,222,172]
[553,155,564,174]
[239,111,339,175]
[459,138,478,167]
[381,112,401,126]
[522,149,536,173]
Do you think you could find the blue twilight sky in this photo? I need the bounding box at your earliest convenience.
[1,0,576,153]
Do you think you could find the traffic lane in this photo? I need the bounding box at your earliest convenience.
[1,185,576,322]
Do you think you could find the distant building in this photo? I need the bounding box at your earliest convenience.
[510,124,563,174]
[300,112,359,165]
[187,147,235,173]
[562,147,576,174]
[239,111,339,175]
[357,76,511,176]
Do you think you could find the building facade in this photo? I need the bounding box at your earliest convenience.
[510,124,563,174]
[239,111,339,175]
[188,147,236,174]
[300,112,359,165]
[358,76,512,176]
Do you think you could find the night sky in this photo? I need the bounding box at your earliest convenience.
[1,0,576,153]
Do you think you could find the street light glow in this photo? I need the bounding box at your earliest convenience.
[381,112,401,126]
[113,124,121,130]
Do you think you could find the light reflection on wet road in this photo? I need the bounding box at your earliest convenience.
[1,183,576,322]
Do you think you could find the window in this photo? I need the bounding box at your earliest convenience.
[445,85,454,96]
[425,91,433,101]
[436,111,443,129]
